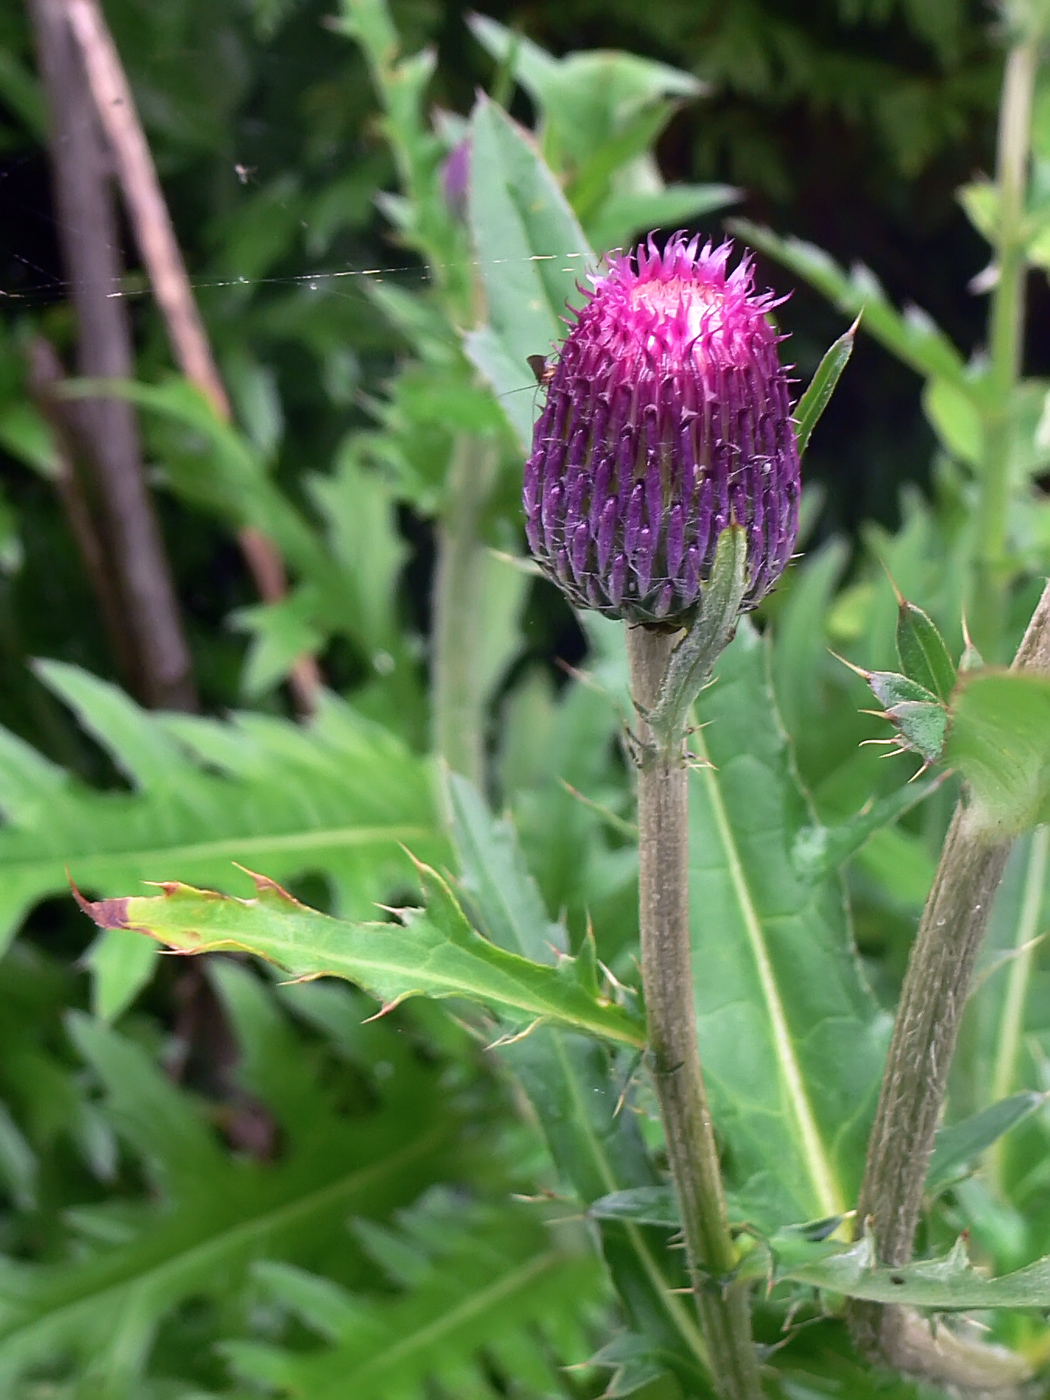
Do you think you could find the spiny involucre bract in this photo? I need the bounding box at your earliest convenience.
[523,235,800,628]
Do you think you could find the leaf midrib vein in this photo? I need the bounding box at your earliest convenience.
[695,739,843,1218]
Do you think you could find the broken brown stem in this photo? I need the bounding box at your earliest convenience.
[61,0,320,714]
[27,0,197,711]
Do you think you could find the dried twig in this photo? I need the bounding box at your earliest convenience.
[26,0,197,711]
[61,0,321,713]
[27,336,140,690]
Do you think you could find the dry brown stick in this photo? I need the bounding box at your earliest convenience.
[61,0,321,714]
[27,336,141,690]
[26,0,197,712]
[848,577,1050,1390]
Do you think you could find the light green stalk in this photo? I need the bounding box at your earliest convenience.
[974,33,1038,657]
[989,824,1050,1189]
[431,436,497,787]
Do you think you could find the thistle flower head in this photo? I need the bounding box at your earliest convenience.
[523,234,800,628]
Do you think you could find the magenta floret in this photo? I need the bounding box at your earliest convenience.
[523,234,800,627]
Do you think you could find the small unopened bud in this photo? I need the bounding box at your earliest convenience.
[523,235,800,629]
[441,137,471,223]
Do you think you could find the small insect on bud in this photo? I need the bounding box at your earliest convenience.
[523,234,801,628]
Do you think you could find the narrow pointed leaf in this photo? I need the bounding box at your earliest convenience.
[926,1092,1046,1194]
[74,869,646,1049]
[895,599,956,702]
[793,318,857,456]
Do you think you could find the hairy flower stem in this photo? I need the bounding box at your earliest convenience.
[848,580,1050,1387]
[974,34,1037,658]
[627,626,762,1400]
[432,436,497,788]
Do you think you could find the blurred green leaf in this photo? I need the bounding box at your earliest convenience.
[927,1092,1046,1194]
[465,98,595,450]
[585,185,739,257]
[0,971,461,1395]
[945,671,1050,834]
[223,1196,604,1399]
[0,662,442,1015]
[469,14,701,169]
[229,588,327,699]
[732,220,969,387]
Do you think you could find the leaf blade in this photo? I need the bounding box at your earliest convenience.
[793,317,858,456]
[74,870,646,1049]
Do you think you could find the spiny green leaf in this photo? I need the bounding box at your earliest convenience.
[861,669,949,763]
[794,317,858,456]
[944,670,1050,835]
[74,866,646,1049]
[895,598,956,702]
[774,1232,1050,1311]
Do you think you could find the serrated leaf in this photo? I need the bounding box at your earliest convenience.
[0,666,443,1017]
[775,1233,1050,1311]
[944,670,1050,834]
[794,318,858,456]
[896,599,956,702]
[464,98,596,450]
[223,1197,604,1400]
[0,975,460,1394]
[689,622,889,1230]
[74,866,646,1049]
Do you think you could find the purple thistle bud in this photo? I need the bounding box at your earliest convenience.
[523,234,801,628]
[441,137,471,223]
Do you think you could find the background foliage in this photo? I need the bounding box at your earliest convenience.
[1,0,1050,1396]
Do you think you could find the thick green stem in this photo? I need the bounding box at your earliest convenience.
[627,626,762,1400]
[431,436,497,787]
[848,581,1050,1387]
[974,38,1037,658]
